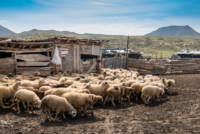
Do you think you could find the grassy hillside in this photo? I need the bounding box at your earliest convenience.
[3,31,200,57]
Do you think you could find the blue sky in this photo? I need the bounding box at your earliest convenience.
[0,0,200,35]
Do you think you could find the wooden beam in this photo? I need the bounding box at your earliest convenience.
[16,54,50,62]
[73,44,77,73]
[17,62,50,67]
[92,42,94,55]
[87,61,97,73]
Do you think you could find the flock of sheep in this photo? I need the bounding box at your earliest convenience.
[0,68,175,121]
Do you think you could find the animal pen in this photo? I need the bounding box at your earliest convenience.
[126,58,200,75]
[0,37,109,75]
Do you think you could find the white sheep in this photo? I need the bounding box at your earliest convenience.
[51,88,91,97]
[21,78,45,89]
[141,85,165,104]
[61,92,103,117]
[11,89,41,113]
[39,86,52,92]
[0,81,21,109]
[42,95,77,121]
[88,82,109,96]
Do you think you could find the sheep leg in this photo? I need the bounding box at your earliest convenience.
[31,103,34,111]
[104,95,108,105]
[47,109,53,121]
[141,95,147,104]
[54,109,60,121]
[62,112,66,119]
[147,97,151,104]
[17,100,21,113]
[22,101,26,109]
[27,102,30,114]
[135,96,138,101]
[111,96,116,107]
[0,99,5,109]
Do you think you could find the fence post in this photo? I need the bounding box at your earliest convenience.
[104,56,107,68]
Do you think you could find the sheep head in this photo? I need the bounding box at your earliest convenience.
[70,110,77,117]
[34,101,41,108]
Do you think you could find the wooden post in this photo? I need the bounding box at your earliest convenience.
[156,54,157,62]
[126,36,129,69]
[112,58,114,69]
[76,44,80,73]
[97,56,101,73]
[73,44,77,73]
[104,56,107,68]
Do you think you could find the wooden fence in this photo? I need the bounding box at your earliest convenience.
[127,58,200,75]
[102,53,127,69]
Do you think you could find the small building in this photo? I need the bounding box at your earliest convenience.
[177,49,200,59]
[102,48,141,59]
[0,37,109,75]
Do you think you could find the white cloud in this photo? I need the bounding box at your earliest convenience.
[90,2,114,5]
[0,20,8,23]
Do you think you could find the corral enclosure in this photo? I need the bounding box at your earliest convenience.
[0,74,200,133]
[0,37,109,75]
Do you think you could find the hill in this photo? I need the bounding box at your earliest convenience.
[0,25,15,35]
[1,29,77,40]
[146,25,200,37]
[2,28,200,57]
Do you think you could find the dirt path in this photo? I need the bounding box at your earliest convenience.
[1,74,200,134]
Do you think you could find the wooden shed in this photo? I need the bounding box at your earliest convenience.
[0,37,109,75]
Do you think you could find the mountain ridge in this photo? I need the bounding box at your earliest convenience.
[0,25,15,35]
[146,25,200,37]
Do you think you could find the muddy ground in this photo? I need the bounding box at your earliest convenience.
[1,74,200,134]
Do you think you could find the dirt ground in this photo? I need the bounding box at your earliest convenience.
[1,74,200,134]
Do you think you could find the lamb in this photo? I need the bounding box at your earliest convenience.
[42,95,77,121]
[0,81,21,109]
[141,85,165,104]
[131,82,149,101]
[51,88,91,97]
[21,78,46,89]
[61,92,103,117]
[88,82,109,96]
[18,87,45,99]
[11,89,41,113]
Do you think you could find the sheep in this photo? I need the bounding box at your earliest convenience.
[163,79,176,94]
[61,92,103,117]
[88,82,109,96]
[125,80,139,87]
[18,87,45,99]
[44,88,57,96]
[120,86,134,103]
[11,89,41,113]
[21,78,45,89]
[104,86,121,106]
[141,85,165,104]
[149,82,168,93]
[39,86,52,92]
[42,95,77,121]
[0,81,21,109]
[50,88,91,97]
[131,82,149,101]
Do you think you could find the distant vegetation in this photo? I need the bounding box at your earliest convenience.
[2,28,200,57]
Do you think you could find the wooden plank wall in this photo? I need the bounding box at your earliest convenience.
[127,58,200,75]
[0,57,15,75]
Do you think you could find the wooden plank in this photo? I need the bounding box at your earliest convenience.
[87,61,97,73]
[17,62,50,67]
[16,54,50,62]
[73,44,77,73]
[77,44,80,73]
